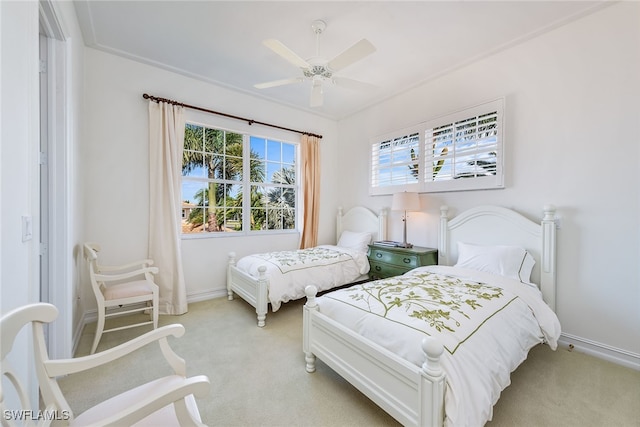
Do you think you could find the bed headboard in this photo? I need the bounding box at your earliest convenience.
[439,205,557,311]
[336,206,387,243]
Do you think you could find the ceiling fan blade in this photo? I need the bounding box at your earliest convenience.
[254,77,303,89]
[263,39,310,69]
[328,39,376,72]
[332,77,377,91]
[309,81,323,108]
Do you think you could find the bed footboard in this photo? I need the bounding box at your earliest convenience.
[227,252,269,327]
[303,286,445,427]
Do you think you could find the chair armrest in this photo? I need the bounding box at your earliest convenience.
[97,258,154,273]
[93,266,159,283]
[44,324,185,377]
[38,403,59,427]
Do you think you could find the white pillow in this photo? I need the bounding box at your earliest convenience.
[337,231,372,253]
[520,251,536,283]
[455,242,536,283]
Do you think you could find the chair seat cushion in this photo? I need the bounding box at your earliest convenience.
[103,280,157,301]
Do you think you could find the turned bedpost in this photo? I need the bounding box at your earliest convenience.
[438,206,450,266]
[541,204,557,311]
[303,285,319,373]
[420,337,445,427]
[256,266,268,327]
[227,252,236,301]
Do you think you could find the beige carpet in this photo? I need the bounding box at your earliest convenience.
[62,297,640,426]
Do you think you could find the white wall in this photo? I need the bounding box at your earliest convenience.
[80,49,339,311]
[1,0,40,311]
[1,0,85,407]
[0,0,41,409]
[336,2,640,367]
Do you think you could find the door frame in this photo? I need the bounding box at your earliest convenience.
[39,0,72,359]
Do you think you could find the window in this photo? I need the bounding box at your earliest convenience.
[181,123,298,235]
[370,130,421,193]
[249,136,297,231]
[370,98,504,195]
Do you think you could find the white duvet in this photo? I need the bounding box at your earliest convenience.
[235,245,370,311]
[315,265,561,427]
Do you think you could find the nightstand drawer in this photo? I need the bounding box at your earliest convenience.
[369,248,420,268]
[369,261,410,279]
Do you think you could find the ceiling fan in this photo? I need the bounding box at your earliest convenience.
[254,19,377,108]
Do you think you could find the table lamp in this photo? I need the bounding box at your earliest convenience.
[391,191,420,248]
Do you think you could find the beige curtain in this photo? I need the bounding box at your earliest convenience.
[299,134,321,249]
[148,101,188,315]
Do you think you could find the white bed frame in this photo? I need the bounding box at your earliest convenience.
[227,206,387,327]
[303,205,557,427]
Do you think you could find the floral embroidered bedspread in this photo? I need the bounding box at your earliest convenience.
[236,245,369,311]
[246,247,356,274]
[324,269,515,354]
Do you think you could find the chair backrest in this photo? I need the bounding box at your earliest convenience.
[83,242,100,267]
[83,243,106,302]
[1,303,71,426]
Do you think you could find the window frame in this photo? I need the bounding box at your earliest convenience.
[181,121,300,239]
[369,98,504,195]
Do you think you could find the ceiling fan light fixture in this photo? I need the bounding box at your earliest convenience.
[310,79,324,108]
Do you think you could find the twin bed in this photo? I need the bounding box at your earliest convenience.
[227,206,387,327]
[302,204,560,427]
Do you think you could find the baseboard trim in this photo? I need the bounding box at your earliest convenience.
[187,289,226,303]
[72,309,90,356]
[558,333,640,371]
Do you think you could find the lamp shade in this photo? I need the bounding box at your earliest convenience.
[391,192,420,212]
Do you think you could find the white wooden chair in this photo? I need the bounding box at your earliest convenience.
[83,243,159,354]
[1,303,210,426]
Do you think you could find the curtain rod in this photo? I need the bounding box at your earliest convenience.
[142,93,323,140]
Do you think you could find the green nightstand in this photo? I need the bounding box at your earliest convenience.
[367,244,438,279]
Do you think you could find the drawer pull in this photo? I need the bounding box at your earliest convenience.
[403,257,412,264]
[376,253,383,258]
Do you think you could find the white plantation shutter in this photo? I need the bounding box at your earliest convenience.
[370,98,504,195]
[370,130,421,195]
[424,99,503,192]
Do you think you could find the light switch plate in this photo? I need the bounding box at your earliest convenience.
[22,215,33,242]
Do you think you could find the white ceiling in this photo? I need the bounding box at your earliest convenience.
[74,1,607,120]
